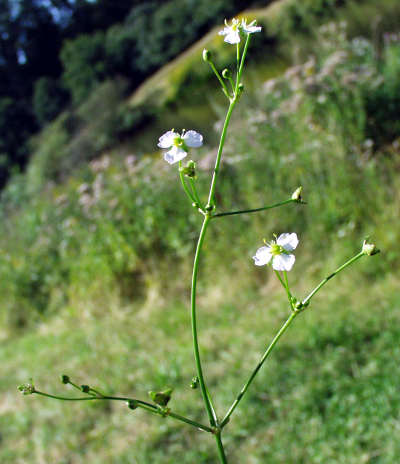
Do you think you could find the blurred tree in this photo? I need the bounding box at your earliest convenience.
[60,31,106,105]
[33,76,68,126]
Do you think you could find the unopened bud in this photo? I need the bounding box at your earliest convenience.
[60,375,70,384]
[222,69,232,79]
[179,160,197,178]
[157,405,171,418]
[235,83,244,101]
[126,400,139,410]
[203,49,212,62]
[190,376,199,389]
[81,385,90,393]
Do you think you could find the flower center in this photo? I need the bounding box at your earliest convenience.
[231,19,240,31]
[173,136,183,147]
[270,243,283,256]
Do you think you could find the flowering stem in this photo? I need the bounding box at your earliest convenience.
[191,215,218,427]
[207,100,236,207]
[302,252,365,306]
[35,391,98,401]
[179,162,197,204]
[189,178,206,212]
[221,311,297,428]
[208,61,231,97]
[274,270,286,289]
[283,271,293,307]
[212,198,305,219]
[236,42,240,84]
[34,391,213,432]
[236,34,251,90]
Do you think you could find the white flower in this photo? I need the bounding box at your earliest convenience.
[219,18,262,44]
[253,233,299,271]
[158,130,203,165]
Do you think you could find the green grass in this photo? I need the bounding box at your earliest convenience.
[2,272,399,463]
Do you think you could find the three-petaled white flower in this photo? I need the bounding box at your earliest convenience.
[219,18,262,45]
[158,130,203,165]
[253,233,299,271]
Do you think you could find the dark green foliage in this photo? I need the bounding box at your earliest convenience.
[33,77,68,126]
[365,34,400,147]
[60,32,107,105]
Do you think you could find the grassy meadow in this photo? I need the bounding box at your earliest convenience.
[1,1,400,463]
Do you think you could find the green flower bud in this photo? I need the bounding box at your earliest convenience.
[203,49,212,62]
[179,160,197,179]
[126,400,139,410]
[192,202,199,209]
[157,405,171,418]
[81,385,90,393]
[190,376,199,389]
[205,203,215,213]
[60,375,70,384]
[222,69,232,79]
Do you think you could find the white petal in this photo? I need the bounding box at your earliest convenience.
[243,25,262,34]
[277,233,299,252]
[272,253,295,271]
[224,31,241,44]
[253,246,272,266]
[218,26,231,36]
[183,130,203,148]
[164,146,187,164]
[158,131,179,148]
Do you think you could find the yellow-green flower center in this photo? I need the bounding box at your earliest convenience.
[270,243,283,256]
[173,137,183,147]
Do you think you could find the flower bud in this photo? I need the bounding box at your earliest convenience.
[222,69,232,79]
[179,160,197,179]
[126,400,139,410]
[60,375,70,384]
[190,376,199,389]
[205,203,215,213]
[157,405,171,418]
[81,385,90,393]
[203,49,212,62]
[362,237,380,256]
[235,83,245,100]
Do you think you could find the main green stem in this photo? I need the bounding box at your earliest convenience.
[191,215,218,427]
[215,432,229,464]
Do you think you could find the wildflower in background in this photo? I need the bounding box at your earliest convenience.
[219,18,261,44]
[253,233,299,271]
[158,130,203,165]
